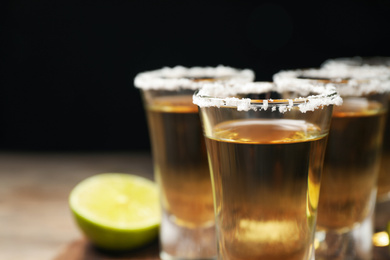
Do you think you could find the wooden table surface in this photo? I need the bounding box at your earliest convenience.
[1,152,389,260]
[0,152,158,260]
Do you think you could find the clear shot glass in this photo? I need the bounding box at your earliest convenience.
[193,81,341,260]
[274,66,390,260]
[322,57,390,201]
[134,65,254,260]
[322,57,390,250]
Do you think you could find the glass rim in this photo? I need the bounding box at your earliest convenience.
[192,81,342,113]
[133,65,255,91]
[322,56,390,68]
[273,68,390,97]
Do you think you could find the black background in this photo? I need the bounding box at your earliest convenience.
[2,0,390,152]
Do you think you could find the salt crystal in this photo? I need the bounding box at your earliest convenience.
[193,81,342,113]
[134,65,255,90]
[274,66,390,97]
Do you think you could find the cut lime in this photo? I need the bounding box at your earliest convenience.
[69,173,161,251]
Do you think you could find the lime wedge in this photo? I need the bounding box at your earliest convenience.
[69,173,161,251]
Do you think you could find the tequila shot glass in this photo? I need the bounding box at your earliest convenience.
[134,65,254,259]
[275,65,390,260]
[194,81,340,260]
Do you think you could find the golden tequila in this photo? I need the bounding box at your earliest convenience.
[206,119,327,260]
[317,99,386,231]
[377,98,390,200]
[146,95,214,227]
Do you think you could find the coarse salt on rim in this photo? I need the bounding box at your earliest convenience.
[273,67,390,97]
[322,56,390,68]
[134,65,255,91]
[193,81,342,113]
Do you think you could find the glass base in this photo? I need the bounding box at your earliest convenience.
[375,198,390,232]
[376,191,390,204]
[159,211,217,260]
[373,199,390,258]
[315,214,373,260]
[160,252,216,260]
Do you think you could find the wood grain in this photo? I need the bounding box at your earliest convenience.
[54,239,159,260]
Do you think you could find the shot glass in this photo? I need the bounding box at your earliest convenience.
[134,65,254,259]
[323,57,390,201]
[274,66,390,260]
[193,81,341,260]
[322,58,390,241]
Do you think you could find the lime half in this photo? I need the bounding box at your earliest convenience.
[69,173,161,251]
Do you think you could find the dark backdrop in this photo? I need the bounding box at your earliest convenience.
[2,0,390,152]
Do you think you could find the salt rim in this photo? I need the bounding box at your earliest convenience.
[192,81,342,113]
[273,67,390,97]
[134,65,255,90]
[322,56,390,68]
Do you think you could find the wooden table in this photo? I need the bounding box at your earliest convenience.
[0,152,158,260]
[0,152,389,260]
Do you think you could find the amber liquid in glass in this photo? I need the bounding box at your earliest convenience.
[317,98,386,231]
[146,95,214,227]
[377,98,390,201]
[206,119,327,260]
